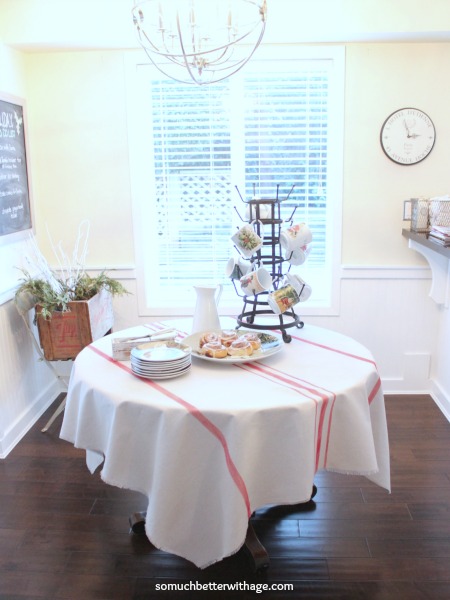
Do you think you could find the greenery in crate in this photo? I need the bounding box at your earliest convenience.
[14,221,129,321]
[15,269,128,321]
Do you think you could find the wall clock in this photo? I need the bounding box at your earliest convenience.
[380,107,436,165]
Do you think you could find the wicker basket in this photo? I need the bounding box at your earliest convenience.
[409,196,450,232]
[429,198,450,228]
[410,198,430,232]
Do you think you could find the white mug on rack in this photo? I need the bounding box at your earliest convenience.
[231,222,263,258]
[267,284,300,315]
[280,223,312,253]
[245,203,271,221]
[285,243,312,266]
[285,273,312,302]
[225,256,252,280]
[239,266,272,297]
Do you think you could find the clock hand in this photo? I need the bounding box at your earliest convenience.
[403,119,411,137]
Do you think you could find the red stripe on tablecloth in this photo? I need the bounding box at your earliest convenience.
[234,362,321,471]
[368,376,382,405]
[87,345,252,518]
[291,331,383,407]
[288,327,385,407]
[240,361,336,471]
[291,333,378,367]
[235,361,320,466]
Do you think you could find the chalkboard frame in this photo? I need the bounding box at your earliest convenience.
[0,91,34,244]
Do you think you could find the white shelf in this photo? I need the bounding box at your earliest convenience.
[402,229,450,307]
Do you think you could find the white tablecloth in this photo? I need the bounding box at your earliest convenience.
[60,319,390,568]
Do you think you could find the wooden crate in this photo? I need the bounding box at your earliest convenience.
[36,289,114,361]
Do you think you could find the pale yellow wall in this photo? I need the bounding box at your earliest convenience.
[21,42,450,271]
[24,50,135,267]
[0,43,32,297]
[343,43,450,265]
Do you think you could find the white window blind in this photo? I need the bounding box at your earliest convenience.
[129,48,344,315]
[151,81,233,291]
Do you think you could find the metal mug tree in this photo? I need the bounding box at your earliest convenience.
[231,184,305,343]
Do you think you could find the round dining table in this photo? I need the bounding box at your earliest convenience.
[60,318,390,569]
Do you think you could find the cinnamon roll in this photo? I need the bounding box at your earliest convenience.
[239,332,261,351]
[227,338,254,357]
[220,329,239,347]
[200,341,228,359]
[199,331,220,348]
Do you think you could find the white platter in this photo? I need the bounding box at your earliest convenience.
[183,329,283,364]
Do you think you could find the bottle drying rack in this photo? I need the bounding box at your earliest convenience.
[232,185,304,343]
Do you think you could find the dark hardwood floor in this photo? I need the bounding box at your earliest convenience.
[1,394,450,599]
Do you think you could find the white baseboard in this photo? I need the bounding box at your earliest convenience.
[382,381,431,394]
[0,379,63,458]
[430,380,450,423]
[382,377,450,423]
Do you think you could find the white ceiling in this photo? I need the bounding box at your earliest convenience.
[1,0,450,52]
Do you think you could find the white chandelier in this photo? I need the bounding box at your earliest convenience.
[132,0,267,86]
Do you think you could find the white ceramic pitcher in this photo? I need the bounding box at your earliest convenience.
[192,284,223,333]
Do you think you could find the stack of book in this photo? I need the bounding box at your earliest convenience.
[428,225,450,246]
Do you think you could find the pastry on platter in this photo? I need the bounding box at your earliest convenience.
[199,332,221,347]
[227,338,254,357]
[195,329,268,359]
[239,332,261,351]
[219,329,239,347]
[200,341,228,359]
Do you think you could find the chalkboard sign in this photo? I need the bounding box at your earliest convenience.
[0,94,32,238]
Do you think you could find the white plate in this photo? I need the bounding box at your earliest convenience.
[132,364,192,380]
[131,355,191,367]
[183,329,283,364]
[131,361,191,375]
[131,340,191,363]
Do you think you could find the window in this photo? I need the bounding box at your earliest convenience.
[127,47,344,316]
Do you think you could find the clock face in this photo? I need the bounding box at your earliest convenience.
[380,108,436,165]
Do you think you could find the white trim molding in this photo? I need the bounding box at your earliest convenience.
[341,264,431,280]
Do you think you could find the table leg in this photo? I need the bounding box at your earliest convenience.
[243,484,316,573]
[129,511,147,534]
[243,521,270,572]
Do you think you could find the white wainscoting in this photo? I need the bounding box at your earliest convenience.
[1,263,448,458]
[0,300,65,458]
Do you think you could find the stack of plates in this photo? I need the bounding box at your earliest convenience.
[130,341,192,380]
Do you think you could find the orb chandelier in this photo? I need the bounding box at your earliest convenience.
[132,0,267,86]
